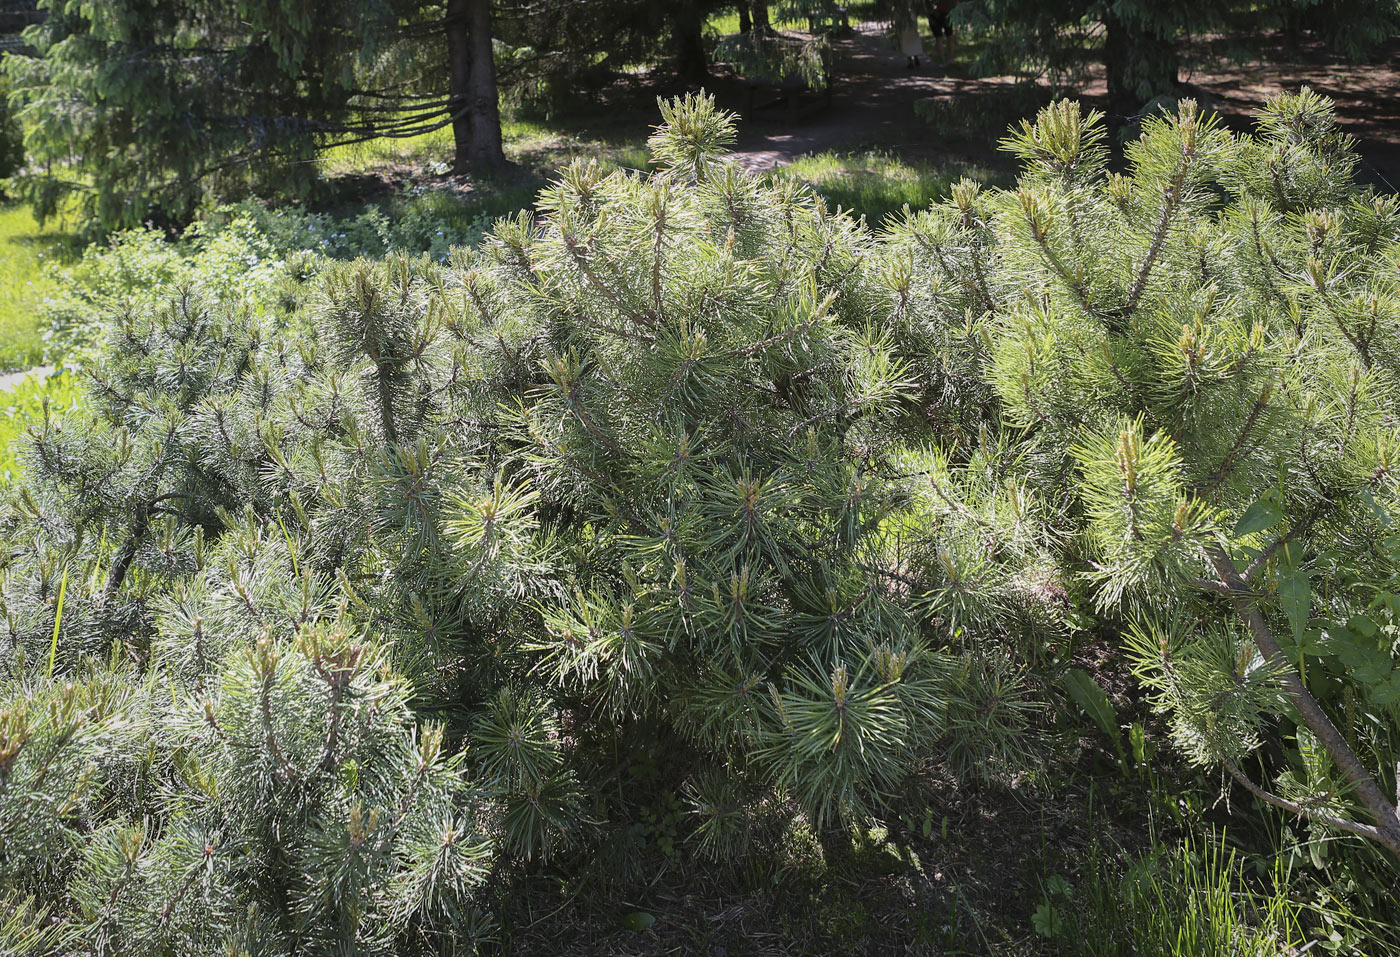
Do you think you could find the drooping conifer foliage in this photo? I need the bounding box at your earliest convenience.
[2,0,512,231]
[3,90,1400,950]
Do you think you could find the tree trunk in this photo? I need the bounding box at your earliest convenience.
[738,1,751,33]
[673,1,709,82]
[447,0,505,174]
[1103,9,1178,117]
[752,1,770,32]
[1279,6,1304,54]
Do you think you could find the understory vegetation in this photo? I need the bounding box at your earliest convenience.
[3,89,1400,954]
[776,150,1007,228]
[0,202,73,371]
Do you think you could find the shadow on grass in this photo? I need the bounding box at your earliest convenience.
[778,150,1013,227]
[312,116,653,236]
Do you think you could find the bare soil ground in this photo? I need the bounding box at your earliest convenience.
[718,21,1025,175]
[711,22,1400,191]
[1178,34,1400,190]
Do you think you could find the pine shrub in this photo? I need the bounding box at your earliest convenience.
[4,88,1400,950]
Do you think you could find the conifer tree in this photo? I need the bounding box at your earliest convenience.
[2,0,508,230]
[5,89,1400,950]
[889,90,1400,855]
[1,95,1053,947]
[954,0,1400,115]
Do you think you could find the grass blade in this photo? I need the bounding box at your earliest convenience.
[46,563,68,680]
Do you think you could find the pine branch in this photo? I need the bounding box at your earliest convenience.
[1207,545,1400,856]
[651,197,666,318]
[254,645,299,786]
[1241,500,1328,582]
[158,849,213,923]
[562,234,658,330]
[1200,386,1272,494]
[1222,758,1383,844]
[912,231,996,316]
[1123,184,1178,315]
[1123,124,1195,315]
[563,383,629,458]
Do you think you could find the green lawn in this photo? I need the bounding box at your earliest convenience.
[779,150,1007,227]
[0,365,77,481]
[0,202,76,372]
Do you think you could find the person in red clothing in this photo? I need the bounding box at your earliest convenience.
[925,0,955,63]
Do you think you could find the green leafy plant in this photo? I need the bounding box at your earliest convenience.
[1031,873,1070,938]
[1062,668,1120,758]
[1073,835,1305,956]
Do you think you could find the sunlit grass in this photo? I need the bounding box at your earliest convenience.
[498,119,650,174]
[708,9,808,35]
[777,150,1007,227]
[0,365,78,483]
[0,203,78,371]
[707,0,883,35]
[317,121,455,174]
[314,116,650,232]
[318,118,649,178]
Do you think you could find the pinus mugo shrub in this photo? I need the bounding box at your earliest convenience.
[4,88,1400,950]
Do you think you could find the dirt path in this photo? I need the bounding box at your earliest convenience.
[1178,35,1400,191]
[719,22,1400,190]
[0,365,52,392]
[723,22,1015,174]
